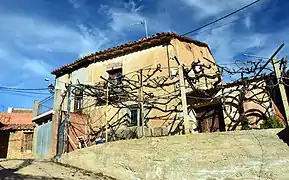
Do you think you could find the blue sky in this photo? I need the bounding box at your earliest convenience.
[0,0,289,110]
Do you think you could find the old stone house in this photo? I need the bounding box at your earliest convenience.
[49,32,221,154]
[0,108,34,159]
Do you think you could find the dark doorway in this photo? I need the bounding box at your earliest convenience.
[0,131,10,158]
[194,103,225,133]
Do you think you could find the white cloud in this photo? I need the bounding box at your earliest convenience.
[22,59,52,77]
[178,0,287,65]
[243,16,252,29]
[0,13,109,72]
[100,2,172,36]
[98,1,146,32]
[194,24,268,63]
[0,14,107,56]
[181,0,262,18]
[68,0,81,9]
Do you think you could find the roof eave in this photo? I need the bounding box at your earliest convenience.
[51,32,210,76]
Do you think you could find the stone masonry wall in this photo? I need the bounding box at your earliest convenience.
[60,128,289,180]
[7,131,33,159]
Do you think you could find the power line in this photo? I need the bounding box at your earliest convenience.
[0,89,50,95]
[182,0,261,36]
[0,86,48,91]
[188,5,274,37]
[0,91,48,98]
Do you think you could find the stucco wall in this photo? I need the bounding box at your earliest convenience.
[53,39,219,139]
[59,128,289,180]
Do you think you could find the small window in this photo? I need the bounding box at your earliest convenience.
[130,109,138,126]
[22,132,33,152]
[108,68,123,86]
[74,89,83,113]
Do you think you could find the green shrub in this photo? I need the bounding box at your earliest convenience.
[260,115,283,129]
[241,117,251,130]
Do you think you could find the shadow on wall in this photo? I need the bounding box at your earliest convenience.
[0,159,63,180]
[277,127,289,146]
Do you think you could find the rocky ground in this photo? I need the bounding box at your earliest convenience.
[0,159,116,180]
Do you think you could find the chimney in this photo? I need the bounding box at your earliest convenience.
[7,107,13,113]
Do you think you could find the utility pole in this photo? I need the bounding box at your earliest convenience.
[171,55,192,134]
[178,64,190,134]
[138,69,145,137]
[105,83,109,143]
[272,57,289,124]
[64,83,71,153]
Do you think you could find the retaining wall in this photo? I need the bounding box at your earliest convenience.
[59,128,289,180]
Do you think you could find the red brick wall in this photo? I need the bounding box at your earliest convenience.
[68,113,86,152]
[50,112,87,157]
[0,113,32,124]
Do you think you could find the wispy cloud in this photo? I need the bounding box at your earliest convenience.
[68,0,81,9]
[194,25,268,63]
[178,0,287,64]
[0,12,109,78]
[99,0,173,36]
[180,0,264,18]
[22,59,52,77]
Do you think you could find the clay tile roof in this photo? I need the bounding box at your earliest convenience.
[51,32,210,76]
[0,113,33,125]
[0,124,35,131]
[0,112,34,131]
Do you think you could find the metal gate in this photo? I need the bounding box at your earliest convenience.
[36,120,52,158]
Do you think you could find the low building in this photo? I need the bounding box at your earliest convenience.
[0,108,34,159]
[32,95,86,159]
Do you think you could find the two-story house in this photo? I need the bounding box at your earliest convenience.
[33,32,222,158]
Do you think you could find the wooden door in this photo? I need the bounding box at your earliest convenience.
[0,131,10,158]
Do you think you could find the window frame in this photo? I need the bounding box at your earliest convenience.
[74,89,83,113]
[107,68,123,86]
[129,108,138,126]
[22,132,33,153]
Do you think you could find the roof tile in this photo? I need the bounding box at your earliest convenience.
[51,32,210,76]
[0,113,33,125]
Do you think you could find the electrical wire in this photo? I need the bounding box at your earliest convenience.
[0,86,48,91]
[0,89,50,95]
[0,91,48,98]
[188,5,274,37]
[182,0,261,36]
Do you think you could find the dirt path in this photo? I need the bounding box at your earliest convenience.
[0,159,115,180]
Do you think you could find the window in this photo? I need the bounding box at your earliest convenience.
[22,132,33,152]
[128,107,150,126]
[108,68,123,86]
[130,109,138,126]
[74,89,83,113]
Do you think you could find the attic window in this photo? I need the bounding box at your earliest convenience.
[107,68,123,86]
